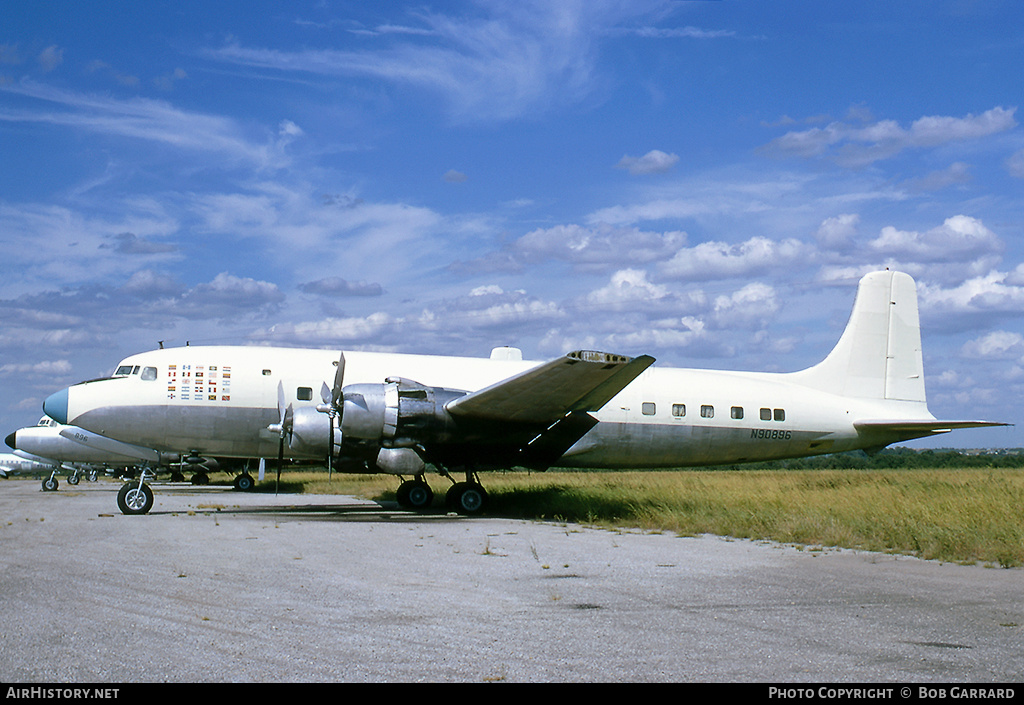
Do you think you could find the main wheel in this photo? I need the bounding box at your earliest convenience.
[446,482,488,515]
[117,482,154,515]
[42,477,58,492]
[67,473,80,485]
[397,480,434,510]
[233,473,255,491]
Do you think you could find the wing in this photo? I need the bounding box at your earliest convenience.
[446,350,655,424]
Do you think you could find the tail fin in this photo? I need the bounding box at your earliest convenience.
[793,270,926,402]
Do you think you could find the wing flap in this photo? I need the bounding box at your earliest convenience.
[446,350,654,424]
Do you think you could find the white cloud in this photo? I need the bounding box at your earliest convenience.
[961,330,1024,361]
[586,269,671,306]
[712,282,779,328]
[615,150,679,175]
[869,215,1001,262]
[659,236,808,281]
[918,271,1024,320]
[761,107,1018,167]
[815,213,859,248]
[0,81,288,168]
[37,45,63,73]
[453,223,687,274]
[1007,149,1024,179]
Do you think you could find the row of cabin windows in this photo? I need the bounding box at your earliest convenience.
[641,403,786,422]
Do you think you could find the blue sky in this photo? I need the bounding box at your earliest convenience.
[2,1,1022,449]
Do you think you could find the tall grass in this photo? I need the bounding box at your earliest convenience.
[253,468,1024,567]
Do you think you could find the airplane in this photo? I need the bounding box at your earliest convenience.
[0,451,60,481]
[40,270,1007,516]
[5,416,260,496]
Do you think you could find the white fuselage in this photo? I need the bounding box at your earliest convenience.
[46,345,931,468]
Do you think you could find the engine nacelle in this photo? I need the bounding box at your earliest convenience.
[286,378,466,457]
[341,378,465,447]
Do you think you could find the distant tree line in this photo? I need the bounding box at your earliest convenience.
[713,447,1024,471]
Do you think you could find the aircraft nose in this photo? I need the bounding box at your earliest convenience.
[4,432,15,450]
[43,388,69,425]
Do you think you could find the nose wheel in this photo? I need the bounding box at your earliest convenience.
[117,472,155,515]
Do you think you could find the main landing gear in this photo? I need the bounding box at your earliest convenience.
[394,470,489,515]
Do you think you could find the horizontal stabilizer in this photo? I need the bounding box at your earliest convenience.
[447,350,655,424]
[855,419,1011,437]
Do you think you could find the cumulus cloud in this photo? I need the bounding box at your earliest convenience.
[452,223,687,274]
[712,282,779,328]
[99,232,178,255]
[815,213,860,248]
[0,360,72,376]
[615,150,679,175]
[869,215,1001,262]
[299,277,384,297]
[760,107,1017,167]
[917,271,1024,331]
[37,45,63,73]
[658,236,808,281]
[961,330,1024,361]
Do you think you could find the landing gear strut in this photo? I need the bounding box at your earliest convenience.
[41,471,59,492]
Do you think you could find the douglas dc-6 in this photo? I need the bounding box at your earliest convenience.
[41,271,1006,515]
[5,416,180,491]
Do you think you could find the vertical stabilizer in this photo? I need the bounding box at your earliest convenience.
[793,271,926,402]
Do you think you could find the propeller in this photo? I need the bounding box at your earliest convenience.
[268,381,293,495]
[317,353,346,480]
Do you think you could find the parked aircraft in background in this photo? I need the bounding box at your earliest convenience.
[41,271,1007,516]
[0,451,58,480]
[5,416,257,498]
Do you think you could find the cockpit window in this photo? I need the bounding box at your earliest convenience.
[141,367,158,381]
[114,365,134,377]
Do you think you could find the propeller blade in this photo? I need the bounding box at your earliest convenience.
[327,352,346,479]
[332,352,346,409]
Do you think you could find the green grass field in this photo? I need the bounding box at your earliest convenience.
[256,466,1024,568]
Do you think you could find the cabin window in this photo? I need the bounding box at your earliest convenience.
[731,406,744,420]
[671,403,686,417]
[641,402,656,416]
[701,405,714,418]
[262,369,272,376]
[297,387,313,401]
[141,367,158,381]
[774,408,786,422]
[760,408,772,421]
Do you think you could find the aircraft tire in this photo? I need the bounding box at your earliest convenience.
[233,474,255,492]
[446,482,487,515]
[397,480,433,510]
[42,477,58,492]
[67,473,80,485]
[117,482,154,515]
